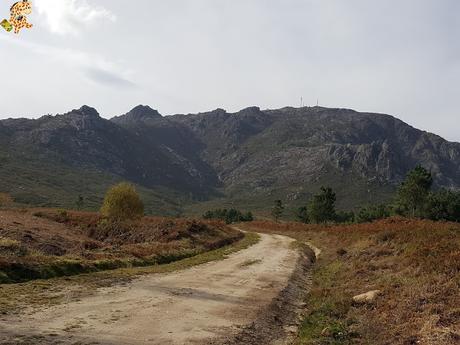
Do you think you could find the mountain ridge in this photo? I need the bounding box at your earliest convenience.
[1,105,459,215]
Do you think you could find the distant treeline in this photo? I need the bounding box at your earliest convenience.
[271,166,460,224]
[203,208,254,224]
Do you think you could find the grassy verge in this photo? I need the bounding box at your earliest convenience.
[0,251,197,284]
[0,232,259,316]
[238,219,460,345]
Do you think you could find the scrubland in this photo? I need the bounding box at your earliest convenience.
[0,208,243,284]
[0,208,257,317]
[239,218,460,345]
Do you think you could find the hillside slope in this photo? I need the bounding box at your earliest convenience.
[1,105,459,214]
[169,106,460,211]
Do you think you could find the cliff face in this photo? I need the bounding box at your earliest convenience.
[169,107,460,201]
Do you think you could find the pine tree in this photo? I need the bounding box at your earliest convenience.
[271,200,284,222]
[396,166,433,217]
[308,187,337,223]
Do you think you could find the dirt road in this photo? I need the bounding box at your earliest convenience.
[0,232,310,345]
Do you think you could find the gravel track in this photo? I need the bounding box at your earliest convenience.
[0,232,314,345]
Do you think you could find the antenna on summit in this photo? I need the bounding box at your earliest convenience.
[316,98,319,107]
[300,97,304,107]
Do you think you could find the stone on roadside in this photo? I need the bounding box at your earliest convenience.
[352,290,382,304]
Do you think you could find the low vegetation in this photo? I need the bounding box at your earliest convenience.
[0,208,243,284]
[239,218,460,345]
[355,204,391,223]
[100,182,144,221]
[203,208,253,224]
[0,193,13,208]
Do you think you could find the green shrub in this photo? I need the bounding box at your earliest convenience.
[100,182,144,221]
[296,206,309,223]
[356,204,391,223]
[424,189,460,222]
[243,211,254,222]
[335,210,355,223]
[203,208,254,224]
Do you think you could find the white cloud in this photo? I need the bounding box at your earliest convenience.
[0,35,134,88]
[35,0,116,35]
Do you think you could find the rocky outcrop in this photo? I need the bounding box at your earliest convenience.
[1,105,459,210]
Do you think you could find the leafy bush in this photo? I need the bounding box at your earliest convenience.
[100,182,144,221]
[203,208,253,224]
[335,210,355,224]
[424,189,460,222]
[356,204,391,223]
[296,206,309,223]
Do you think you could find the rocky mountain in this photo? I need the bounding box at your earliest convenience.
[1,105,459,215]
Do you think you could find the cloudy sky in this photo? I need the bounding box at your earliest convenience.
[0,0,459,141]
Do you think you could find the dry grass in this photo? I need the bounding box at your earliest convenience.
[238,218,460,345]
[0,208,242,283]
[0,193,13,208]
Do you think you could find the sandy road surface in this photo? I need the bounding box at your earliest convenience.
[0,232,301,345]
